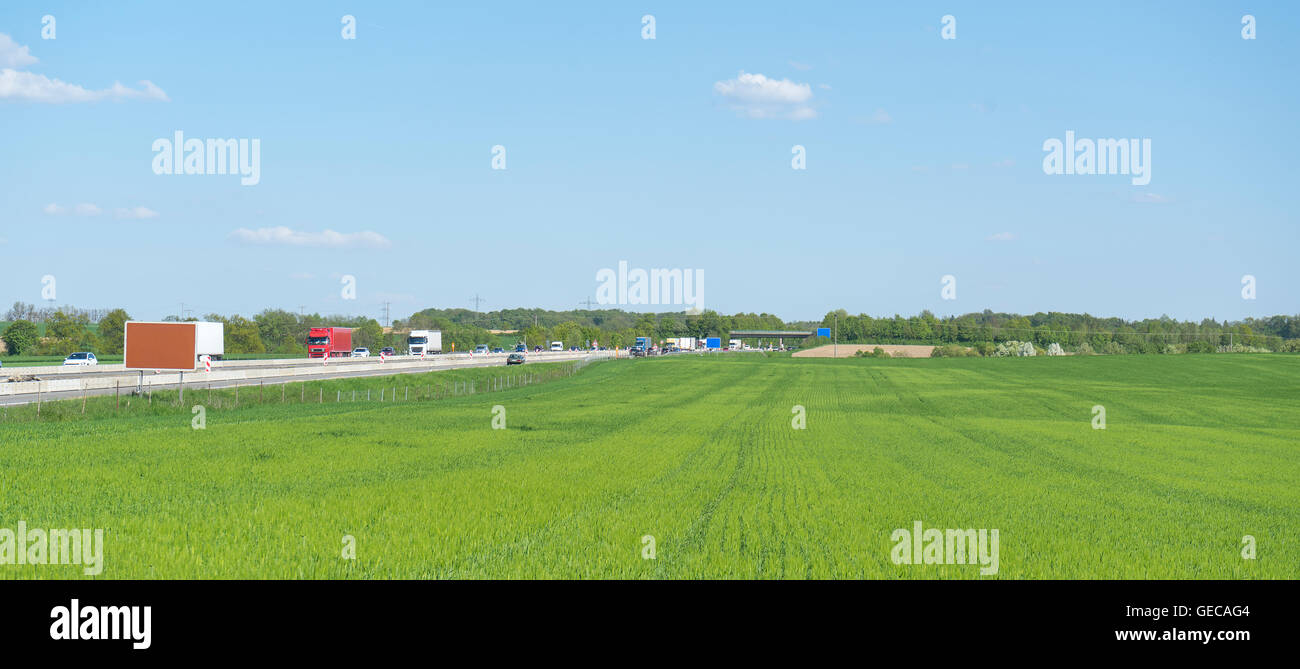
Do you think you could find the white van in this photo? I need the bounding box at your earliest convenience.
[550,341,563,352]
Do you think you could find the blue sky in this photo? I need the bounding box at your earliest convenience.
[1,1,1296,323]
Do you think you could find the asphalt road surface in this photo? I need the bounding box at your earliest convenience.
[0,352,610,407]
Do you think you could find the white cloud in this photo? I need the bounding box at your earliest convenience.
[48,203,159,218]
[715,71,811,104]
[45,203,103,216]
[0,34,37,68]
[713,71,816,120]
[230,226,392,249]
[114,206,159,219]
[986,232,1017,242]
[1,34,168,104]
[0,69,169,103]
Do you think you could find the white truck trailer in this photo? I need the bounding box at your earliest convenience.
[407,330,442,356]
[195,321,225,361]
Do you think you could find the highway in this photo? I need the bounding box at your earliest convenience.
[0,350,616,407]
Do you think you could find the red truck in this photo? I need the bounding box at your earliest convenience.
[306,327,353,358]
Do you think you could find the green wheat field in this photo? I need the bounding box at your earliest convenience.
[2,354,1297,579]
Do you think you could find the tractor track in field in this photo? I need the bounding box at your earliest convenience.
[441,358,761,577]
[652,366,789,577]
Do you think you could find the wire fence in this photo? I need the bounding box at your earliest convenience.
[1,359,596,425]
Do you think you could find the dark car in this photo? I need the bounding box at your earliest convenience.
[534,346,543,352]
[506,353,525,365]
[380,347,396,356]
[492,347,504,354]
[515,344,526,352]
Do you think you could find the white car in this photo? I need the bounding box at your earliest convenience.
[352,347,371,358]
[473,345,490,355]
[63,352,98,366]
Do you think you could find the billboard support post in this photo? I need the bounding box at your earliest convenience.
[179,371,184,404]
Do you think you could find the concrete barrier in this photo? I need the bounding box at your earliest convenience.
[0,351,599,377]
[0,351,614,397]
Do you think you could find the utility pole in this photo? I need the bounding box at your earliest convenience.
[834,312,838,358]
[298,305,306,318]
[579,297,597,310]
[470,294,486,325]
[381,301,391,328]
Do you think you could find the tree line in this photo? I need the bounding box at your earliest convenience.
[815,309,1300,353]
[4,301,1299,357]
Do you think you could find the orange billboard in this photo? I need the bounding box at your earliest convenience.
[124,322,197,370]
